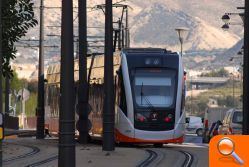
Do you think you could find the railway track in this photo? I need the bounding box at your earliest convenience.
[3,141,58,167]
[25,155,58,167]
[137,148,194,167]
[3,142,40,164]
[3,137,196,167]
[179,150,194,167]
[137,149,161,167]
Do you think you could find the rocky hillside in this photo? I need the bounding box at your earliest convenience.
[129,3,240,51]
[15,0,244,68]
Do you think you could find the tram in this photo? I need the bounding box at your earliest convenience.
[45,48,186,144]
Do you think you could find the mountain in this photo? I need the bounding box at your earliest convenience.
[129,0,244,36]
[214,39,243,66]
[15,0,243,68]
[129,3,239,51]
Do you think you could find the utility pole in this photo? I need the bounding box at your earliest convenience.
[103,0,115,151]
[243,1,249,134]
[59,0,75,166]
[118,19,121,50]
[233,74,235,107]
[180,40,183,57]
[36,0,45,139]
[125,7,129,48]
[191,76,193,115]
[232,68,235,108]
[121,24,125,48]
[5,77,10,114]
[0,0,3,165]
[77,0,88,144]
[21,88,26,129]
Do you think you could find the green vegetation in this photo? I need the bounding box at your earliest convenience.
[185,96,208,117]
[3,71,37,117]
[186,79,242,117]
[200,68,229,77]
[22,93,37,117]
[1,0,38,116]
[2,71,26,91]
[2,0,37,76]
[15,93,37,117]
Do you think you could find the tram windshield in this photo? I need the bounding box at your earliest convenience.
[133,68,176,108]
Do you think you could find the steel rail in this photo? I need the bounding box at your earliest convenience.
[3,142,40,164]
[137,149,159,167]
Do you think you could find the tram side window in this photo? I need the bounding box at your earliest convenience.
[118,70,127,116]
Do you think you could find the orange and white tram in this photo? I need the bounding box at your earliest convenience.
[45,48,186,145]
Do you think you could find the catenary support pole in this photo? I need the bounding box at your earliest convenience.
[243,1,249,134]
[233,71,235,108]
[0,0,3,165]
[118,19,121,50]
[59,0,75,166]
[5,76,9,114]
[77,0,88,144]
[180,40,183,57]
[125,7,129,48]
[36,0,45,139]
[103,0,115,151]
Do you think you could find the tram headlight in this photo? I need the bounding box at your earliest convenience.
[135,113,147,122]
[164,114,173,123]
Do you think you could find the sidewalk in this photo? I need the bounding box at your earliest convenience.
[3,138,147,167]
[4,128,36,139]
[75,145,147,167]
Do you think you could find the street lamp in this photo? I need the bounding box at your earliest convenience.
[221,12,244,32]
[236,48,244,98]
[222,14,230,23]
[222,5,249,134]
[238,50,243,56]
[175,27,189,57]
[229,50,244,108]
[229,58,236,108]
[221,24,230,31]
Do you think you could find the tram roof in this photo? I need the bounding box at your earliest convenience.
[122,48,177,55]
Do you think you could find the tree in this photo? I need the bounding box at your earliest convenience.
[27,80,38,93]
[200,68,229,77]
[2,71,24,93]
[217,95,241,108]
[2,71,38,116]
[10,71,25,91]
[2,0,37,76]
[217,68,229,77]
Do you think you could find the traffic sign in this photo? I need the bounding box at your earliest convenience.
[18,88,30,101]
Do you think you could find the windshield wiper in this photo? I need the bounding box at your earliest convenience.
[139,82,156,112]
[143,95,156,112]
